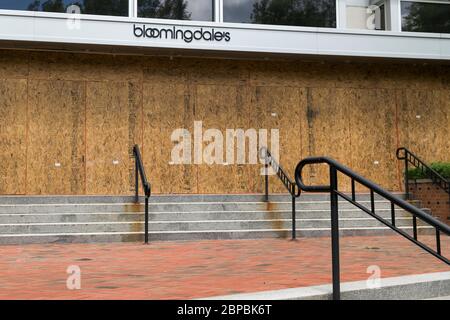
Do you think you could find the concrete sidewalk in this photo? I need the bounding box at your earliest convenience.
[203,272,450,300]
[0,235,448,299]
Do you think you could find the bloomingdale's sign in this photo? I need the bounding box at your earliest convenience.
[133,24,231,43]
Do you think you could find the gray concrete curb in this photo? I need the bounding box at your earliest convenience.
[200,271,450,300]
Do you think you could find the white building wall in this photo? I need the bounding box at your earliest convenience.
[0,0,448,60]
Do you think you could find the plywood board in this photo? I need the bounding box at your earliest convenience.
[27,80,85,194]
[190,59,247,86]
[0,50,29,79]
[86,81,142,195]
[229,85,260,193]
[29,51,143,82]
[397,89,449,164]
[249,60,334,88]
[0,79,27,194]
[346,88,399,191]
[195,85,240,194]
[142,82,196,194]
[442,67,450,89]
[142,57,189,84]
[253,86,306,193]
[2,50,450,195]
[304,88,351,190]
[439,90,450,161]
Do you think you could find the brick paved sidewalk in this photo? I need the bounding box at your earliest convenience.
[0,235,448,299]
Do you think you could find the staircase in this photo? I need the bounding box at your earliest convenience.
[0,193,432,245]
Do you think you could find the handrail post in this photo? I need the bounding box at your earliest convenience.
[144,195,149,244]
[264,162,269,202]
[133,145,151,245]
[292,195,296,240]
[404,155,409,200]
[135,157,139,203]
[330,165,341,300]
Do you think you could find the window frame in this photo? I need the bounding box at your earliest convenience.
[399,0,450,34]
[220,0,339,28]
[0,0,447,35]
[0,0,341,28]
[135,0,217,22]
[0,0,131,17]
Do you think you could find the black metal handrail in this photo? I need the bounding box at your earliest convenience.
[396,147,449,202]
[295,156,450,300]
[260,147,301,239]
[133,145,151,244]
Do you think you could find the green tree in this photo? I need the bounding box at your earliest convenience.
[27,0,67,12]
[82,0,129,16]
[158,0,191,20]
[138,0,162,17]
[138,0,191,20]
[27,0,128,15]
[251,0,336,28]
[402,2,450,33]
[27,1,42,11]
[41,0,65,12]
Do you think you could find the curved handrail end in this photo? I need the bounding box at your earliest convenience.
[295,157,332,193]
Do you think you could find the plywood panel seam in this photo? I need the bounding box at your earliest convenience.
[394,89,402,192]
[347,95,354,172]
[25,78,29,195]
[298,88,303,163]
[141,78,144,177]
[84,80,87,194]
[193,83,199,194]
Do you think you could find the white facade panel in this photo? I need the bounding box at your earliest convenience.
[317,32,443,59]
[0,11,448,60]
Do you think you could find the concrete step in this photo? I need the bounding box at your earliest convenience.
[0,193,430,244]
[0,200,414,214]
[0,216,425,234]
[0,208,413,223]
[0,225,434,244]
[0,193,407,204]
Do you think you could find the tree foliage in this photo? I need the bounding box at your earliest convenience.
[402,2,450,33]
[139,0,191,20]
[407,163,450,180]
[27,0,129,16]
[251,0,336,27]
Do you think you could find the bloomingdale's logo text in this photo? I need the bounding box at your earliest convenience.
[133,24,231,43]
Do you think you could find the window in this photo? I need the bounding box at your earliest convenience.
[401,1,450,33]
[0,0,129,16]
[346,1,385,30]
[223,0,337,28]
[138,0,214,21]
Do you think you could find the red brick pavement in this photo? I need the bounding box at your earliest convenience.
[0,236,449,300]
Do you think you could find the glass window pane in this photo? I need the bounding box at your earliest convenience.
[0,0,129,16]
[401,1,450,33]
[346,1,385,31]
[223,0,336,28]
[138,0,214,21]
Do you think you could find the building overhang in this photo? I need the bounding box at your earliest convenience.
[0,10,449,61]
